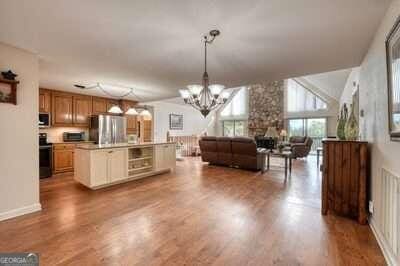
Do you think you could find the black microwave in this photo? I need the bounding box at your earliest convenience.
[39,113,50,128]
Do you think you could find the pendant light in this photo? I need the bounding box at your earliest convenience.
[108,105,123,114]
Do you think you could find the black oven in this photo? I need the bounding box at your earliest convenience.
[39,133,52,178]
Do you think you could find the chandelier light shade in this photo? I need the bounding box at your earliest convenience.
[209,84,225,96]
[180,29,230,117]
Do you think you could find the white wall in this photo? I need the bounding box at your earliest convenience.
[340,67,360,107]
[284,79,339,136]
[0,43,40,220]
[147,100,216,142]
[340,2,400,264]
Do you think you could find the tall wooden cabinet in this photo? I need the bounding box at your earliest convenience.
[121,100,138,134]
[52,92,74,126]
[143,120,152,142]
[73,95,92,126]
[39,88,51,113]
[321,139,368,224]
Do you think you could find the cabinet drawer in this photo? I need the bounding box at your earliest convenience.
[53,144,76,150]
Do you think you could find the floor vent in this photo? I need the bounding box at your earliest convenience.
[380,168,400,257]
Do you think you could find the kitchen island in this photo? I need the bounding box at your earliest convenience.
[74,142,176,189]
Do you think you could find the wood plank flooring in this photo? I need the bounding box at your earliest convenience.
[0,157,385,265]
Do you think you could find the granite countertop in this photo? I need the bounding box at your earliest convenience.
[75,142,175,150]
[52,141,95,144]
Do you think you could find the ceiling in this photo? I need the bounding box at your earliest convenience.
[302,68,353,100]
[0,0,390,101]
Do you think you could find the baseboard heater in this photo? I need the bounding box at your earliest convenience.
[378,168,399,261]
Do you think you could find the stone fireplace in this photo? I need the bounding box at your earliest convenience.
[248,81,284,137]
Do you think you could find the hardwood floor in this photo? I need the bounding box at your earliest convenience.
[0,157,385,265]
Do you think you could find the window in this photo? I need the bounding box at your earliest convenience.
[288,119,305,136]
[288,118,327,153]
[223,120,246,137]
[220,87,248,117]
[287,79,327,112]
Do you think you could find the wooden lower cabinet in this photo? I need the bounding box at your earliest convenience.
[53,144,75,173]
[87,149,128,186]
[108,149,128,182]
[74,144,175,189]
[154,144,176,171]
[90,150,110,186]
[321,139,368,224]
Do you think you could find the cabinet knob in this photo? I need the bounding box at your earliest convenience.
[108,151,113,153]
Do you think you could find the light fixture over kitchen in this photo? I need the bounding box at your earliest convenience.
[74,83,141,115]
[179,30,230,117]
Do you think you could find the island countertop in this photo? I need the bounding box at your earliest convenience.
[75,142,175,150]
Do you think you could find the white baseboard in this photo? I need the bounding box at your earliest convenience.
[369,217,398,266]
[0,203,42,222]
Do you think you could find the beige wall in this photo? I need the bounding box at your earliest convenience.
[341,1,400,264]
[0,43,40,220]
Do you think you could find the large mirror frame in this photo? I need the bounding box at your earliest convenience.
[386,16,400,141]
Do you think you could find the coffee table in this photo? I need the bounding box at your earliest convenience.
[266,150,293,177]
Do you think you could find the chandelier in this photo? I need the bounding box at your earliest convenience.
[74,83,151,118]
[179,30,230,117]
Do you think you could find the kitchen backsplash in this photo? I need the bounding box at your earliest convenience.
[39,127,89,143]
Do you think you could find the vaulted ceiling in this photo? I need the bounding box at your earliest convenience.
[0,0,391,101]
[302,68,353,100]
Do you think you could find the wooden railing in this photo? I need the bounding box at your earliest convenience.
[167,134,200,156]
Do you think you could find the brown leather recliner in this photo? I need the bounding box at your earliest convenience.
[231,137,266,171]
[199,136,218,164]
[216,137,232,166]
[289,136,313,158]
[199,136,266,171]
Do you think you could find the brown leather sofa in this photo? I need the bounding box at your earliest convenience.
[199,136,266,171]
[289,136,313,158]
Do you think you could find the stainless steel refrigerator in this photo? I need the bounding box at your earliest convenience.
[89,115,127,144]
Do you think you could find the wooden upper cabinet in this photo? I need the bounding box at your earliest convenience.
[52,92,73,126]
[39,88,51,113]
[143,120,152,142]
[73,95,92,126]
[121,100,138,133]
[92,97,108,115]
[106,99,120,113]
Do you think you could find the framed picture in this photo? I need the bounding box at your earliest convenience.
[169,114,183,130]
[0,78,18,105]
[386,17,400,141]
